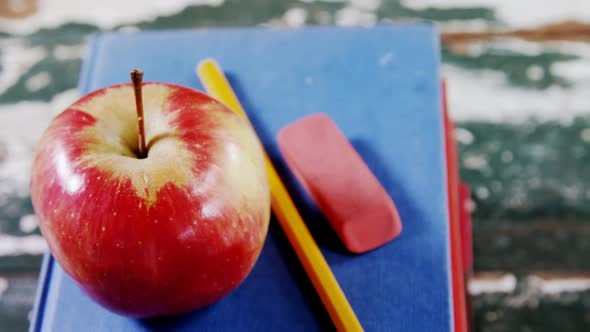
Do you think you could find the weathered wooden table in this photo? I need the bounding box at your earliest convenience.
[1,1,589,331]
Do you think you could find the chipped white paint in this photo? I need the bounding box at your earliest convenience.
[475,186,490,199]
[0,234,47,256]
[53,44,87,61]
[0,0,225,35]
[454,127,474,145]
[25,71,52,92]
[401,0,590,27]
[349,0,381,11]
[19,214,38,233]
[463,153,488,170]
[334,1,378,27]
[469,274,517,295]
[441,40,590,121]
[335,8,376,26]
[470,274,590,297]
[526,65,544,82]
[283,7,307,27]
[0,89,79,198]
[552,59,590,83]
[541,278,590,294]
[443,64,590,122]
[0,40,46,95]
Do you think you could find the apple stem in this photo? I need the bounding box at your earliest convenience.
[131,69,147,159]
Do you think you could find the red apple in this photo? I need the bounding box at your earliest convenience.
[30,78,271,317]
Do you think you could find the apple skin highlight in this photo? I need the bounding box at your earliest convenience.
[30,83,271,317]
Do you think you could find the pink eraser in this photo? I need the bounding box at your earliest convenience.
[277,113,402,253]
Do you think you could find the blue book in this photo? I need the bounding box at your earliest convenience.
[31,24,452,331]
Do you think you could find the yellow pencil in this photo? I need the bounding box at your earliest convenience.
[197,59,363,332]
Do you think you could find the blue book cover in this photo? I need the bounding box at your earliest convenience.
[31,24,452,331]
